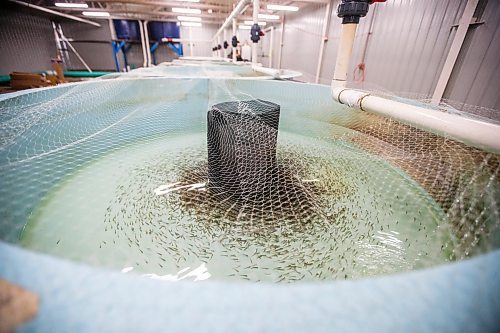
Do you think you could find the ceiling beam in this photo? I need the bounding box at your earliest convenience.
[9,0,101,27]
[85,0,231,11]
[50,7,227,18]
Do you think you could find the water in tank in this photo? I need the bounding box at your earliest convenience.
[0,77,498,282]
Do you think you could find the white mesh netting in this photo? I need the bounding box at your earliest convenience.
[0,77,498,282]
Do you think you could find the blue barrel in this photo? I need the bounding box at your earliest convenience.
[148,22,180,40]
[113,20,140,40]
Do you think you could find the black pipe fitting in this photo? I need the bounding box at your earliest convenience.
[250,23,261,43]
[223,41,229,49]
[217,44,222,50]
[231,36,238,47]
[337,0,370,24]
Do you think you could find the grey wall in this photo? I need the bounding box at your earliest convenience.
[0,3,56,75]
[61,20,116,71]
[269,0,500,116]
[0,4,214,73]
[443,0,500,117]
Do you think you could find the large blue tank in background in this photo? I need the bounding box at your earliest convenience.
[149,21,181,40]
[113,20,141,40]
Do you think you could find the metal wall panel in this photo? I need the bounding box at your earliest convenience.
[279,4,325,82]
[444,0,500,117]
[181,24,219,57]
[276,0,498,115]
[0,4,55,75]
[61,20,116,71]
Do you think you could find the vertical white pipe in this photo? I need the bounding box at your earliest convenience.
[108,18,117,40]
[223,29,227,59]
[189,26,194,57]
[232,19,237,63]
[277,16,285,69]
[217,36,221,57]
[139,20,148,68]
[431,0,479,104]
[331,23,358,88]
[143,21,152,67]
[315,0,332,83]
[252,0,259,64]
[268,26,274,68]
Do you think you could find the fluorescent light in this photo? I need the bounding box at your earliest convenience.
[178,0,200,2]
[239,25,251,30]
[172,7,201,14]
[244,21,267,26]
[207,9,213,13]
[181,21,202,27]
[177,16,201,22]
[258,14,280,20]
[267,4,299,11]
[55,2,88,8]
[82,11,110,17]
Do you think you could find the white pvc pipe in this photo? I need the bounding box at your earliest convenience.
[268,26,274,68]
[223,29,227,59]
[213,0,250,41]
[138,20,148,68]
[143,21,152,67]
[189,26,194,57]
[217,36,222,58]
[252,65,282,78]
[332,87,500,153]
[332,23,358,88]
[277,17,285,70]
[251,0,259,64]
[232,19,238,63]
[161,38,210,43]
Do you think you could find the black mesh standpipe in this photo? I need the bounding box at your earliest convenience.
[207,100,280,203]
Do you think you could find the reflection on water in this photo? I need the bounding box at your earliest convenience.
[22,131,453,282]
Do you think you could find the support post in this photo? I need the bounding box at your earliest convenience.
[232,19,238,63]
[268,26,274,68]
[315,0,332,83]
[431,0,479,105]
[223,29,227,59]
[251,0,259,64]
[277,16,285,70]
[138,20,148,68]
[189,26,194,57]
[143,21,152,67]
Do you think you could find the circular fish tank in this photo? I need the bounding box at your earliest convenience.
[0,77,499,331]
[102,61,302,80]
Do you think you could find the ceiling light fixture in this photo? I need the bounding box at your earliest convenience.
[172,7,201,14]
[244,20,267,26]
[178,0,200,2]
[258,14,280,20]
[55,2,88,8]
[177,16,202,22]
[267,4,299,11]
[238,25,251,30]
[82,11,110,17]
[181,21,202,27]
[207,9,213,13]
